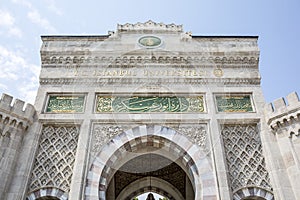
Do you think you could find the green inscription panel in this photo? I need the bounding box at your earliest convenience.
[96,96,204,113]
[46,96,85,113]
[138,36,161,48]
[216,95,253,112]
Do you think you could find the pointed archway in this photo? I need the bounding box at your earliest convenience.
[85,125,218,199]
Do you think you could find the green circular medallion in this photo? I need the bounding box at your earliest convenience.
[138,36,161,48]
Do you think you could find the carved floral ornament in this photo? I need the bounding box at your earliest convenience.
[90,124,208,159]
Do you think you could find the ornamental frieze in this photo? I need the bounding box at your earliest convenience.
[40,77,261,86]
[42,55,258,66]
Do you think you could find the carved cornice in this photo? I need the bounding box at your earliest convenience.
[41,55,259,66]
[117,20,183,32]
[39,77,261,86]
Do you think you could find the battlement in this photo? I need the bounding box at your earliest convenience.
[265,92,300,130]
[0,93,36,124]
[117,20,183,33]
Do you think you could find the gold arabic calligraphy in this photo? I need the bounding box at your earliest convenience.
[96,96,204,113]
[216,96,253,112]
[47,96,84,113]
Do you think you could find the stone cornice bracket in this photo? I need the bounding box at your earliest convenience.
[0,93,36,128]
[117,20,183,33]
[265,92,300,131]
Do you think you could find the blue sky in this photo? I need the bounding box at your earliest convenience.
[0,0,299,105]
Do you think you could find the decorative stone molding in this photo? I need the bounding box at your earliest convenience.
[221,125,272,193]
[117,20,183,33]
[28,125,80,194]
[40,77,261,86]
[41,55,259,66]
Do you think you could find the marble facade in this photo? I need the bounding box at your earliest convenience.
[0,21,299,200]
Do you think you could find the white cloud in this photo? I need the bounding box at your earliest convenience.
[18,73,39,104]
[0,10,15,26]
[12,0,57,33]
[11,0,33,9]
[27,10,56,32]
[0,83,8,90]
[0,45,39,104]
[8,27,22,37]
[0,10,22,37]
[44,0,63,16]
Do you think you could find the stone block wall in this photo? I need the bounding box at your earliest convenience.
[0,93,36,199]
[264,91,300,199]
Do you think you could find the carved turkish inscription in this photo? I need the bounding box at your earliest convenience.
[96,96,205,113]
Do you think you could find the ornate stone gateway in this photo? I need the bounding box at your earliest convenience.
[28,21,272,200]
[10,20,300,200]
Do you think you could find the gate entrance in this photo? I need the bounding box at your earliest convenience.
[85,125,217,200]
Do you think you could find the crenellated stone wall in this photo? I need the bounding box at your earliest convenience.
[0,93,36,199]
[264,91,300,199]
